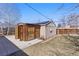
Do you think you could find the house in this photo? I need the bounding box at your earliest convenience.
[35,20,56,39]
[15,23,40,41]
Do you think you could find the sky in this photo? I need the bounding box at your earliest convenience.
[6,3,79,25]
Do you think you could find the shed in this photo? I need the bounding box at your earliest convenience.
[37,20,56,39]
[15,23,40,41]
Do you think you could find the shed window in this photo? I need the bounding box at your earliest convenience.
[49,29,52,33]
[50,31,52,33]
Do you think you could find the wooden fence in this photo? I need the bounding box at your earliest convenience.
[56,29,79,34]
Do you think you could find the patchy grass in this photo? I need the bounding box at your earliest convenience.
[23,35,79,56]
[64,35,79,46]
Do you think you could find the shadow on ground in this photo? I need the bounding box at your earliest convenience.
[0,36,28,56]
[8,50,28,56]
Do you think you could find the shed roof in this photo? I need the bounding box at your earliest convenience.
[35,20,56,26]
[17,20,56,26]
[17,22,40,26]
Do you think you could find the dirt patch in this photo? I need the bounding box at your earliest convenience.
[23,35,79,56]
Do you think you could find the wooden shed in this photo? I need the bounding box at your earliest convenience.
[15,23,40,41]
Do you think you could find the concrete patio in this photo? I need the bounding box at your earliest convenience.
[5,35,43,50]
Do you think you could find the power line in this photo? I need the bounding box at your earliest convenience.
[68,4,79,11]
[55,4,79,16]
[25,3,51,20]
[62,4,79,15]
[24,3,70,21]
[25,3,58,26]
[56,4,64,12]
[25,3,79,24]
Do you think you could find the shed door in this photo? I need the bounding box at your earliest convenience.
[18,25,23,40]
[28,27,35,40]
[35,28,40,38]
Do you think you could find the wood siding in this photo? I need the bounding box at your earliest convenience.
[56,29,79,34]
[15,24,40,41]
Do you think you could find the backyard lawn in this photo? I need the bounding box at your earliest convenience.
[23,35,79,56]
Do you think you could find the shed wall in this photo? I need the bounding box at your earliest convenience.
[46,26,56,39]
[15,24,40,41]
[40,26,46,39]
[40,23,56,39]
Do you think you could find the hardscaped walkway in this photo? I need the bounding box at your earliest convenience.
[5,35,42,49]
[0,36,28,56]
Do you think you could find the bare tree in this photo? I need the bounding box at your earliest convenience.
[0,3,21,35]
[57,23,61,28]
[67,13,79,28]
[60,16,67,27]
[66,13,79,48]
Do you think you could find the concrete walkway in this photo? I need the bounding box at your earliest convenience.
[5,35,42,50]
[0,36,28,56]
